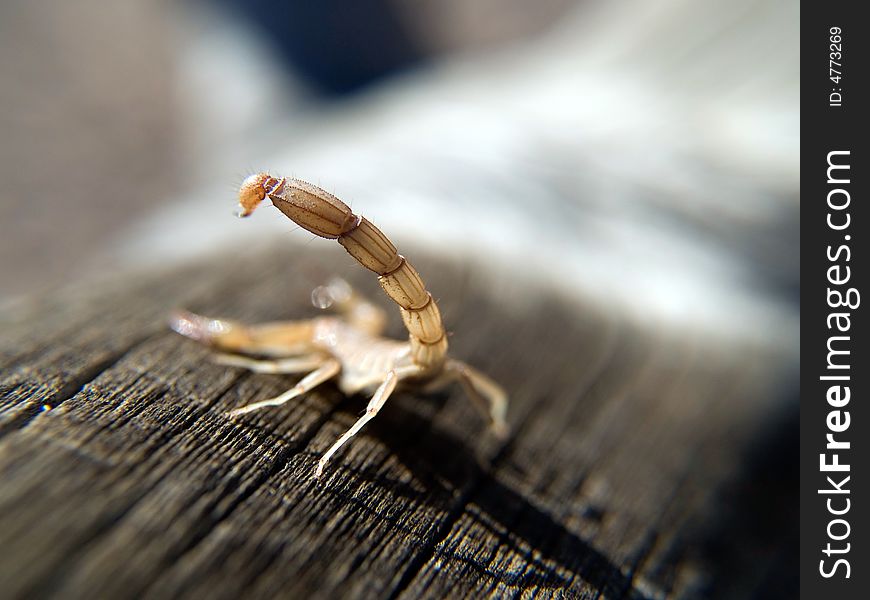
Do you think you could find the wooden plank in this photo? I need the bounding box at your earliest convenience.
[0,244,796,599]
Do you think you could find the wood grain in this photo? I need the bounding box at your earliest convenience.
[0,244,797,599]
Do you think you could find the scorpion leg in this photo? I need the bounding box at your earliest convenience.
[447,360,509,439]
[314,365,420,478]
[227,358,340,417]
[213,353,326,374]
[312,278,387,337]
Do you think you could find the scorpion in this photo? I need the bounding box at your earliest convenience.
[171,173,508,478]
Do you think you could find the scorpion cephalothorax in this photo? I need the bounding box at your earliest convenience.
[171,173,508,478]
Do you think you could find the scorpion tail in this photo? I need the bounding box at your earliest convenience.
[240,173,448,370]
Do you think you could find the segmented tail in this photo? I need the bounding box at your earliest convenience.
[238,173,448,369]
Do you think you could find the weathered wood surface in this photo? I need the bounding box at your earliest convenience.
[0,244,796,599]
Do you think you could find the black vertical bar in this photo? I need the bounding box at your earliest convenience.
[801,3,867,598]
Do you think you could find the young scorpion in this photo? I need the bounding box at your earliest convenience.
[171,173,508,478]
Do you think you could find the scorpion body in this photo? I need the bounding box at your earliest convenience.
[171,173,507,478]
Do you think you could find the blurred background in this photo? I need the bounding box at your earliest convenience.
[0,0,798,347]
